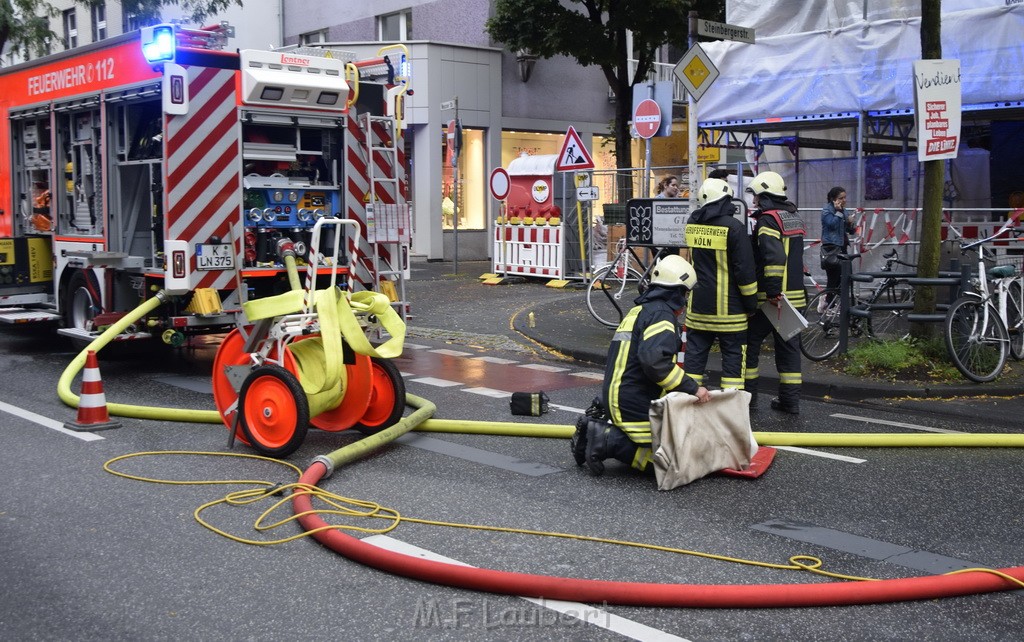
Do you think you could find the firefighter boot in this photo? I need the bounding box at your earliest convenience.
[570,415,589,467]
[770,384,800,415]
[584,421,611,476]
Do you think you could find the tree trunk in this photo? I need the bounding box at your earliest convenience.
[910,0,943,339]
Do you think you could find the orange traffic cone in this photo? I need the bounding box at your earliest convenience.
[64,350,121,432]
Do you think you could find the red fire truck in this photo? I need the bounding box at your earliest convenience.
[0,23,409,347]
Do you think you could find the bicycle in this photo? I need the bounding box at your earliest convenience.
[801,248,916,361]
[585,239,666,328]
[943,230,1024,383]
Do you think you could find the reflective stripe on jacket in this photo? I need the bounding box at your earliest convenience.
[601,287,699,444]
[753,204,807,308]
[685,199,758,332]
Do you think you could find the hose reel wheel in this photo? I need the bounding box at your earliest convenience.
[238,364,309,457]
[353,357,406,434]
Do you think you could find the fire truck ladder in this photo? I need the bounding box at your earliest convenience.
[362,112,409,324]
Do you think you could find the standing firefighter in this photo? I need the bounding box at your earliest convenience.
[683,178,759,391]
[571,255,710,476]
[745,171,806,414]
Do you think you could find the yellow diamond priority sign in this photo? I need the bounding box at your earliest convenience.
[673,43,720,102]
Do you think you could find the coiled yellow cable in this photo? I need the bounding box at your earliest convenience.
[104,450,1023,588]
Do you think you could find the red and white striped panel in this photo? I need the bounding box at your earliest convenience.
[345,113,406,291]
[492,224,563,278]
[164,66,242,291]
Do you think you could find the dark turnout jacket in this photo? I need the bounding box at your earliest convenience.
[684,199,758,332]
[751,194,807,308]
[600,285,698,444]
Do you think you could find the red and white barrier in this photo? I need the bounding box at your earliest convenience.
[492,224,563,278]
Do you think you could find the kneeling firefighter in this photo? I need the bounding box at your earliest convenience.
[571,255,712,476]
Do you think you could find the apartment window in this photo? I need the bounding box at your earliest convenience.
[377,10,412,41]
[91,3,107,42]
[299,30,327,46]
[63,9,78,49]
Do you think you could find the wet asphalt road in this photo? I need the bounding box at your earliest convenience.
[0,261,1022,641]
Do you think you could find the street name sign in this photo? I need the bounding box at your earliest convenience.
[697,19,755,44]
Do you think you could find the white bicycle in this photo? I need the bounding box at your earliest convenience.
[943,229,1024,383]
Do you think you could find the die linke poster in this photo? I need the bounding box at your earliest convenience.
[913,59,961,162]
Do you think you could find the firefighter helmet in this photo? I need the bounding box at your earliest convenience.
[697,178,733,206]
[650,254,697,289]
[747,171,787,197]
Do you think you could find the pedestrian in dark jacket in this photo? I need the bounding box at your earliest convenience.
[683,178,759,391]
[744,171,805,414]
[571,255,710,476]
[820,186,855,305]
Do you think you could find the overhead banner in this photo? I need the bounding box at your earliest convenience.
[913,59,961,162]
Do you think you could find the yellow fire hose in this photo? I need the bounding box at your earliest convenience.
[55,287,1024,449]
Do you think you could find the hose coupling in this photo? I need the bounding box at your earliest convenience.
[312,455,335,479]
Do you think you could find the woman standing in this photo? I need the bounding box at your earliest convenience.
[820,186,856,305]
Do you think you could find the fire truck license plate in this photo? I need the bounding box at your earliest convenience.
[196,244,234,270]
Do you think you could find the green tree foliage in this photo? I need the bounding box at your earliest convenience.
[1,0,241,60]
[486,0,724,176]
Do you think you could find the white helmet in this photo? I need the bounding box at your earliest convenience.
[649,254,697,289]
[697,178,734,206]
[747,171,787,197]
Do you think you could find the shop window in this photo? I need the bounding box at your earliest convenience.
[442,127,484,230]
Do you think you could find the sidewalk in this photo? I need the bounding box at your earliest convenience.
[405,259,1023,402]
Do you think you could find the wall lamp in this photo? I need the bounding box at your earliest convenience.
[516,49,538,83]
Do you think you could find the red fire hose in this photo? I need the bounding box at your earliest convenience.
[294,461,1023,608]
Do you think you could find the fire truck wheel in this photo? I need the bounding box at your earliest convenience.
[238,365,309,458]
[64,271,98,334]
[353,358,406,435]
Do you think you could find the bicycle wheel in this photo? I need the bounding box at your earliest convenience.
[944,297,1009,383]
[867,284,914,341]
[586,264,644,328]
[800,291,841,361]
[1007,280,1024,360]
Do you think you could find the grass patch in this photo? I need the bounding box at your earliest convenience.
[841,337,961,382]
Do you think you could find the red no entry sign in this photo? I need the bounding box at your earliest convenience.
[633,98,662,139]
[489,167,510,201]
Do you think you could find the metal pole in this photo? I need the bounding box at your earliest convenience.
[838,259,850,354]
[453,98,459,274]
[687,11,699,210]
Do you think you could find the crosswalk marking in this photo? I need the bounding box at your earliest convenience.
[463,387,512,398]
[571,371,604,380]
[403,343,431,350]
[517,363,571,373]
[474,356,519,365]
[430,348,474,357]
[409,376,464,388]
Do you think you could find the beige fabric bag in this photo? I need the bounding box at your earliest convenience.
[649,389,758,491]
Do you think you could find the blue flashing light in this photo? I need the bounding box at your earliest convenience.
[400,54,411,81]
[142,25,176,64]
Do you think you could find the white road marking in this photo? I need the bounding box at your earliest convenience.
[463,387,512,398]
[0,400,104,442]
[774,445,866,463]
[431,348,475,357]
[364,535,690,641]
[409,377,464,388]
[571,371,605,380]
[474,356,519,365]
[830,413,963,434]
[550,403,585,413]
[517,363,571,372]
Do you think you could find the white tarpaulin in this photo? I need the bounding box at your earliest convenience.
[649,389,758,491]
[699,5,1024,125]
